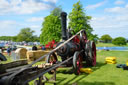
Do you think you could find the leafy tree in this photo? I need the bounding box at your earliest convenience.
[0,36,12,41]
[0,29,39,42]
[31,35,40,42]
[16,28,35,42]
[89,35,99,43]
[40,7,62,45]
[12,36,17,42]
[51,6,62,16]
[112,37,127,45]
[68,1,97,40]
[100,34,112,43]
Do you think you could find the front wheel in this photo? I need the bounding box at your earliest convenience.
[73,51,83,75]
[46,52,58,74]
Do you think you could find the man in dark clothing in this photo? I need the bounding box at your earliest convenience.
[32,45,37,51]
[7,46,11,56]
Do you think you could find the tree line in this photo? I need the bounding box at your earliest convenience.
[100,34,127,46]
[0,28,39,42]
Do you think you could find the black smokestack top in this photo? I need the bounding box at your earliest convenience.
[61,12,67,40]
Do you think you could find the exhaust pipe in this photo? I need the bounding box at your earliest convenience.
[60,12,67,40]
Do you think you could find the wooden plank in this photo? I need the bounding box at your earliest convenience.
[0,60,28,69]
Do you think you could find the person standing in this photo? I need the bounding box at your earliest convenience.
[41,45,46,50]
[32,45,38,51]
[7,46,11,56]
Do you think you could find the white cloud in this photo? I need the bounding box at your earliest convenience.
[0,0,56,15]
[0,20,21,36]
[105,4,128,14]
[85,0,107,10]
[91,1,128,38]
[43,0,58,3]
[115,0,125,5]
[30,25,42,35]
[116,15,128,21]
[0,20,42,36]
[30,25,41,29]
[105,7,124,13]
[16,1,51,14]
[0,20,17,28]
[91,14,128,38]
[125,4,128,8]
[26,17,44,22]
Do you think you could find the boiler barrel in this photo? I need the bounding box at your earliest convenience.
[56,42,81,57]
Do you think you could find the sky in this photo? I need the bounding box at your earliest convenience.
[0,0,128,38]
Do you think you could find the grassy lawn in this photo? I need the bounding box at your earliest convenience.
[1,51,128,85]
[30,51,128,85]
[96,43,128,47]
[44,51,128,85]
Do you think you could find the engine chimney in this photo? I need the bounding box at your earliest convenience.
[60,12,67,40]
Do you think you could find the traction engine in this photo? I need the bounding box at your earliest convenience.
[46,12,96,75]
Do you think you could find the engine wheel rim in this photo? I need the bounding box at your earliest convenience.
[92,42,96,66]
[76,54,82,74]
[80,30,88,47]
[49,54,57,64]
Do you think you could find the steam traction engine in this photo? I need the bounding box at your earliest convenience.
[46,12,96,75]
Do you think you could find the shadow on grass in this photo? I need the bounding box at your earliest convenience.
[91,62,106,72]
[64,75,87,85]
[56,77,67,84]
[77,81,115,85]
[56,75,88,85]
[56,62,106,85]
[56,62,106,74]
[56,75,115,85]
[57,67,74,74]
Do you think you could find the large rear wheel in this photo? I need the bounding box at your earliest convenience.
[92,41,96,66]
[85,41,96,66]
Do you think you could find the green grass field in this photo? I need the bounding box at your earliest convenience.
[44,51,128,85]
[29,51,128,85]
[1,50,128,85]
[96,43,128,47]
